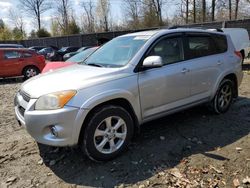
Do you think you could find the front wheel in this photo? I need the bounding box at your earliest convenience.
[81,105,134,161]
[23,66,39,79]
[210,79,234,114]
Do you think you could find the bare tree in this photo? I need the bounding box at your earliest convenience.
[235,0,240,19]
[96,0,110,32]
[202,0,206,22]
[141,0,167,26]
[193,0,196,23]
[186,0,189,24]
[82,0,96,33]
[151,0,164,25]
[211,0,216,21]
[56,0,71,35]
[9,8,25,34]
[229,0,232,20]
[19,0,50,30]
[123,0,142,29]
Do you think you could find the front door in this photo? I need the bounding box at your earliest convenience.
[0,50,22,77]
[138,36,192,119]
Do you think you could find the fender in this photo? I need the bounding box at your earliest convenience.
[71,89,142,145]
[80,89,141,121]
[211,71,237,100]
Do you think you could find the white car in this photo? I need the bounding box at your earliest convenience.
[222,28,250,61]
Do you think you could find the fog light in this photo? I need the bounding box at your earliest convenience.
[50,126,58,137]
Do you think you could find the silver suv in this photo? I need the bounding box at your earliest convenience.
[14,29,243,161]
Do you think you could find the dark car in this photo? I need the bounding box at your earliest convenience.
[28,46,46,52]
[63,46,91,61]
[0,44,24,48]
[42,47,98,73]
[38,46,59,59]
[49,46,80,61]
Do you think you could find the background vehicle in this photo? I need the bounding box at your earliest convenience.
[0,44,24,48]
[221,28,250,62]
[0,48,45,79]
[28,46,46,52]
[15,29,243,161]
[49,46,80,61]
[42,47,98,73]
[38,46,59,59]
[63,46,91,61]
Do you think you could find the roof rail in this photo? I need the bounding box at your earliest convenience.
[168,25,182,29]
[207,28,224,32]
[168,26,224,33]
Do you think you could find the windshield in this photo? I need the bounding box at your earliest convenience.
[66,47,97,63]
[58,47,67,52]
[84,36,149,67]
[77,47,87,52]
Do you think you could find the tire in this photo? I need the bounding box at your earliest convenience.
[210,79,234,114]
[23,66,39,80]
[81,105,134,161]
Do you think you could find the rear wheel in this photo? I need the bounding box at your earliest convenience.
[81,105,134,161]
[210,79,234,114]
[23,66,39,79]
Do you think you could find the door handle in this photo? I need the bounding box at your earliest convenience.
[181,68,189,74]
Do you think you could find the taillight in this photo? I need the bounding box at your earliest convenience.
[234,51,242,59]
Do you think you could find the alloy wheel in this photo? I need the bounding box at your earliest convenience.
[93,116,127,154]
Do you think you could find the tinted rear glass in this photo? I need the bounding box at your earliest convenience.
[212,34,228,53]
[186,35,215,59]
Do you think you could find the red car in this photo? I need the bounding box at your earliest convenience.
[42,47,98,73]
[0,48,45,79]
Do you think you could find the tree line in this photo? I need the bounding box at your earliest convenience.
[0,0,250,40]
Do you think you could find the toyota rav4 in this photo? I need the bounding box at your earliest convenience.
[14,28,243,161]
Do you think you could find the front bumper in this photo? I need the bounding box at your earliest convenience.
[14,92,89,147]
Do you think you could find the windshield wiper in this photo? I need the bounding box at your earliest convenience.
[87,63,104,67]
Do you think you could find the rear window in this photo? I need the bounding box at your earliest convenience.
[212,34,228,53]
[23,52,33,58]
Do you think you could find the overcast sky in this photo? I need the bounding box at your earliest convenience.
[0,0,178,35]
[0,0,124,34]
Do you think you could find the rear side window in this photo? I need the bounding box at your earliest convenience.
[4,51,21,59]
[23,52,33,58]
[212,34,228,53]
[186,36,215,59]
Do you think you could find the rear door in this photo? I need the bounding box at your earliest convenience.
[0,50,23,77]
[183,33,227,100]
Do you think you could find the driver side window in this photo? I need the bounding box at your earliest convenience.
[148,37,183,65]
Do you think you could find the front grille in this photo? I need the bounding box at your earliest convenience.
[18,106,25,117]
[19,90,31,102]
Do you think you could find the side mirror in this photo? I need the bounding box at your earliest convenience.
[142,56,163,68]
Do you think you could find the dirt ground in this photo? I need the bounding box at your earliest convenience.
[0,66,250,188]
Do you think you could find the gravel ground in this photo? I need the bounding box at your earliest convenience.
[0,66,249,188]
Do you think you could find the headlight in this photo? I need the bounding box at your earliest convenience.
[35,90,77,110]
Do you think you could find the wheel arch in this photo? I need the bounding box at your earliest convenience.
[22,65,40,75]
[77,98,140,145]
[213,73,238,99]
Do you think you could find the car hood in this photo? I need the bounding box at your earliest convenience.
[21,64,131,98]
